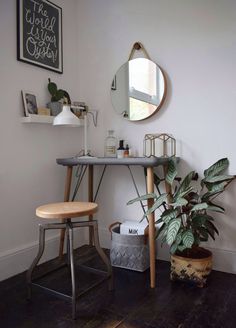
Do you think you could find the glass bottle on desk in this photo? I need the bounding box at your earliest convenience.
[117,140,125,158]
[124,144,129,157]
[104,130,117,157]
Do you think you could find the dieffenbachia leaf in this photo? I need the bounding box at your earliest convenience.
[190,202,208,212]
[182,230,194,248]
[204,158,229,178]
[174,171,195,200]
[165,159,177,186]
[177,244,188,252]
[205,220,219,236]
[198,227,209,241]
[202,181,229,201]
[204,175,234,184]
[166,218,181,245]
[175,231,183,245]
[156,222,167,239]
[143,194,167,218]
[192,214,214,227]
[160,208,178,224]
[207,205,225,213]
[175,186,193,200]
[171,198,188,208]
[127,193,157,205]
[170,242,178,254]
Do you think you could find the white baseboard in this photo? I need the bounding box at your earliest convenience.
[206,246,236,274]
[2,227,236,282]
[0,229,86,282]
[100,227,236,275]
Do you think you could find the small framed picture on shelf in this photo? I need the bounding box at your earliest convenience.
[21,91,38,116]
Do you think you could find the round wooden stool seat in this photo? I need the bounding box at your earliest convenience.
[36,201,98,219]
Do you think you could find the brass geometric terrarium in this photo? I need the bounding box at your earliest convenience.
[143,133,176,157]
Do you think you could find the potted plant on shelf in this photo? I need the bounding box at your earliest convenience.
[47,78,71,116]
[128,158,235,287]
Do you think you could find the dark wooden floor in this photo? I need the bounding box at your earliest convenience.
[1,245,236,328]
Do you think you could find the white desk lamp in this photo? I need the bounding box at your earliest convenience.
[53,104,93,157]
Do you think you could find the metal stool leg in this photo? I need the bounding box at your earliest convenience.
[68,223,77,320]
[92,221,114,290]
[66,224,71,267]
[26,224,46,299]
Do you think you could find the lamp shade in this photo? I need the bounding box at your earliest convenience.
[53,104,80,126]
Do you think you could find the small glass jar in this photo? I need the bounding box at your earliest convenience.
[104,130,117,157]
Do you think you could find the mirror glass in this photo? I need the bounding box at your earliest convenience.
[111,58,166,121]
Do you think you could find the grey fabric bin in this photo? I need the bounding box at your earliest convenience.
[110,225,149,272]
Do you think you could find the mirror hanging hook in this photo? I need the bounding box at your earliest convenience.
[128,42,151,61]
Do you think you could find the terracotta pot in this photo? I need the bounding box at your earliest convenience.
[170,247,212,287]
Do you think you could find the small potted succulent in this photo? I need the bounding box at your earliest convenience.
[128,158,235,287]
[47,78,71,116]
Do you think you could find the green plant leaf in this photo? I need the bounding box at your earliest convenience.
[156,222,167,239]
[48,81,57,95]
[190,202,208,212]
[127,193,157,205]
[202,181,229,201]
[198,227,209,241]
[175,231,183,245]
[177,244,188,252]
[144,194,167,218]
[171,198,188,208]
[161,234,167,246]
[205,220,219,235]
[182,230,194,248]
[208,201,225,212]
[161,208,178,224]
[166,218,181,246]
[204,158,229,178]
[204,224,215,240]
[174,171,195,201]
[204,174,234,184]
[55,89,65,101]
[206,181,229,192]
[165,159,177,185]
[176,186,193,200]
[170,242,178,254]
[192,214,214,227]
[207,205,225,213]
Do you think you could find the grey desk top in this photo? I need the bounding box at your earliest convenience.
[56,156,179,168]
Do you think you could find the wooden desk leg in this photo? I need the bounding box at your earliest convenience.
[59,166,73,259]
[88,165,94,245]
[147,166,156,288]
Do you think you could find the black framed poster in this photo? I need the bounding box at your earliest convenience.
[17,0,63,73]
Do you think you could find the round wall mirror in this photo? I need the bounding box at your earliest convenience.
[111,58,166,121]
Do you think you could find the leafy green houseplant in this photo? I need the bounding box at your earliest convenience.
[128,158,235,286]
[47,78,71,115]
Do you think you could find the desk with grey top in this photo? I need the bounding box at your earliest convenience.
[56,156,178,288]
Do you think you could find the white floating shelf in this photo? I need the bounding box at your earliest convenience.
[21,114,84,126]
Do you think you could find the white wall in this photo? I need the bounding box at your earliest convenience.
[1,0,236,281]
[75,0,236,273]
[0,0,86,280]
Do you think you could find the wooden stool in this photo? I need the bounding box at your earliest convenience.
[27,202,113,319]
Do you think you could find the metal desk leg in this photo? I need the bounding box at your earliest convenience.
[59,166,73,259]
[147,166,156,288]
[88,164,94,245]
